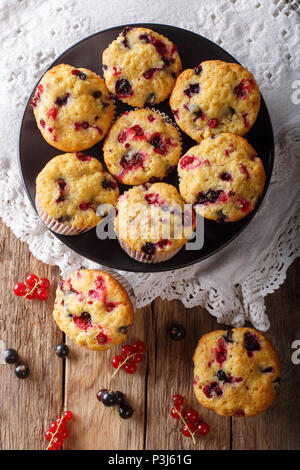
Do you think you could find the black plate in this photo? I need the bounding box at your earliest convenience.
[18,23,274,273]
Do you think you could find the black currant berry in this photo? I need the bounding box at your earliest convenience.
[101,391,117,407]
[15,363,30,379]
[169,324,186,341]
[4,348,18,364]
[55,343,70,359]
[119,405,134,419]
[97,388,108,402]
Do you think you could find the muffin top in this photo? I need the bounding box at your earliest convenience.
[178,133,266,222]
[31,64,114,152]
[103,109,182,185]
[193,327,281,417]
[114,182,195,255]
[36,153,119,229]
[170,60,260,142]
[102,27,182,107]
[53,269,134,351]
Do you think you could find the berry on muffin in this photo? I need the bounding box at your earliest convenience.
[102,27,182,107]
[31,64,114,152]
[178,133,266,222]
[193,327,281,417]
[53,269,134,351]
[36,153,119,235]
[170,60,260,142]
[103,109,181,185]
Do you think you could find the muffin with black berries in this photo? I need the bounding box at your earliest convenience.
[102,26,182,107]
[53,269,135,351]
[31,64,115,151]
[36,153,119,235]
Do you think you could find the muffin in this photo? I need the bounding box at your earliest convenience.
[178,133,266,222]
[103,109,182,185]
[114,182,195,263]
[170,60,260,142]
[31,64,114,151]
[53,269,134,351]
[193,328,281,417]
[36,153,119,235]
[102,26,182,107]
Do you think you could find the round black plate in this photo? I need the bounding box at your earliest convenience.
[18,23,274,273]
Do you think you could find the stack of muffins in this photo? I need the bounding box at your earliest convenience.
[33,26,266,263]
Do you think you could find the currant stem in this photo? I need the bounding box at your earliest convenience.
[110,353,138,381]
[110,406,123,424]
[46,409,65,450]
[173,403,196,445]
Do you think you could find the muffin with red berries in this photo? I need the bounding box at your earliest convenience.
[193,328,281,417]
[53,269,134,351]
[31,64,114,151]
[36,153,119,235]
[102,26,182,107]
[103,109,182,185]
[114,182,195,263]
[178,133,266,222]
[170,60,260,142]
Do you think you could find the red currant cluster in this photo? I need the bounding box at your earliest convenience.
[13,273,50,301]
[111,341,145,376]
[44,410,73,450]
[170,394,209,444]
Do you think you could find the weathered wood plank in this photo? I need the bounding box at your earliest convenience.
[0,220,63,450]
[145,298,231,450]
[232,259,300,450]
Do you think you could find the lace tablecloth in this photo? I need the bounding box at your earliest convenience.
[0,0,299,331]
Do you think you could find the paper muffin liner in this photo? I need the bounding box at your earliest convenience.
[116,233,182,264]
[35,195,93,236]
[99,267,136,311]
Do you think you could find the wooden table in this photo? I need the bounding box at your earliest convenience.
[1,219,299,450]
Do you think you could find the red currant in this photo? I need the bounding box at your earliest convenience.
[97,388,108,402]
[131,353,143,363]
[44,430,53,442]
[55,416,66,428]
[124,361,137,374]
[13,282,27,297]
[133,341,145,353]
[172,394,184,406]
[39,278,50,289]
[186,409,199,423]
[196,421,210,436]
[170,406,184,419]
[64,410,73,421]
[112,355,125,369]
[122,345,136,358]
[25,288,37,299]
[49,422,57,433]
[52,436,63,448]
[181,423,197,437]
[36,287,49,301]
[26,273,39,288]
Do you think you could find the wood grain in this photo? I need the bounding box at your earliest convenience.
[0,221,63,450]
[0,217,299,450]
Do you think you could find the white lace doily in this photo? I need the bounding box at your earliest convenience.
[1,0,299,331]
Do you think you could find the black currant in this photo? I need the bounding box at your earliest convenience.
[97,388,108,402]
[101,391,117,407]
[15,363,30,379]
[115,391,126,405]
[119,405,134,419]
[55,343,70,359]
[169,324,186,341]
[4,348,18,364]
